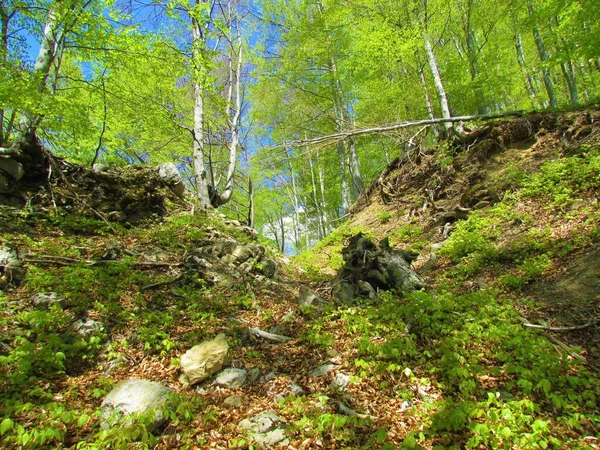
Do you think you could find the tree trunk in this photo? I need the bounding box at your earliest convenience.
[415,52,438,137]
[424,35,452,130]
[527,0,557,108]
[247,176,254,227]
[515,33,539,103]
[466,30,489,114]
[191,10,212,208]
[214,16,243,206]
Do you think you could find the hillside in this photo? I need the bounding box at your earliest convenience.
[1,108,599,449]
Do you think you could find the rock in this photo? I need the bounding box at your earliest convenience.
[157,163,185,196]
[258,258,277,278]
[289,382,304,396]
[248,368,261,383]
[333,281,356,305]
[101,379,176,431]
[0,244,18,270]
[357,280,377,300]
[298,285,323,308]
[239,411,288,449]
[215,368,247,388]
[224,395,243,407]
[331,372,350,390]
[92,163,110,173]
[4,260,27,286]
[311,364,335,377]
[0,158,24,193]
[180,334,230,385]
[71,318,104,336]
[263,371,276,382]
[31,292,67,309]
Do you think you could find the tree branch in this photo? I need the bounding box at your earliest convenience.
[280,111,524,149]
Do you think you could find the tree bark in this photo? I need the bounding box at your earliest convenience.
[514,33,539,103]
[466,30,488,114]
[527,0,557,108]
[191,7,212,208]
[214,11,243,206]
[424,35,452,130]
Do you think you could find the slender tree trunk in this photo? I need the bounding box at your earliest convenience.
[466,30,489,114]
[415,52,438,137]
[15,6,63,142]
[329,55,361,208]
[515,33,539,103]
[215,15,243,206]
[191,11,211,208]
[285,150,302,251]
[247,176,254,227]
[0,8,11,146]
[336,141,350,213]
[424,36,452,130]
[309,155,325,240]
[527,0,557,108]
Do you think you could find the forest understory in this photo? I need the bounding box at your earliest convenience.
[1,108,599,449]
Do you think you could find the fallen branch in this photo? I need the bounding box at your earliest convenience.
[141,274,184,290]
[281,111,524,148]
[249,327,292,343]
[24,257,182,268]
[521,321,596,332]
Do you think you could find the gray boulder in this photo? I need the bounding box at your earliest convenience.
[180,334,230,385]
[0,245,18,269]
[31,292,67,309]
[331,372,350,390]
[215,368,247,388]
[101,379,176,431]
[157,163,185,196]
[0,158,24,193]
[71,318,104,336]
[311,363,335,377]
[239,411,288,449]
[258,258,277,278]
[298,285,323,308]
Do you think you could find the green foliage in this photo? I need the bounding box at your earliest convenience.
[521,149,600,209]
[379,210,393,223]
[304,287,599,448]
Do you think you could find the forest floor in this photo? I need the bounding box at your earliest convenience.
[1,107,600,449]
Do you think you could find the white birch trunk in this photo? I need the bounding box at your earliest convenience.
[191,13,211,208]
[424,35,452,130]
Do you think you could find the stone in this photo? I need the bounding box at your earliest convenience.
[71,318,104,336]
[357,280,377,300]
[263,371,276,382]
[215,368,247,389]
[239,411,288,449]
[180,334,229,385]
[258,258,277,278]
[92,163,110,173]
[247,367,261,383]
[298,285,322,308]
[157,163,185,196]
[0,244,18,268]
[101,379,176,431]
[331,372,350,390]
[0,158,24,193]
[224,395,243,407]
[311,364,335,377]
[31,292,67,309]
[4,260,26,286]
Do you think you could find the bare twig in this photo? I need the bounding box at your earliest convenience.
[521,321,596,332]
[249,327,292,343]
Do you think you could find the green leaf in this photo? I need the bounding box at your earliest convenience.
[0,418,14,435]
